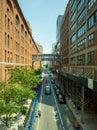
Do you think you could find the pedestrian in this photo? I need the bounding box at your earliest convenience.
[38,110,41,117]
[74,119,79,128]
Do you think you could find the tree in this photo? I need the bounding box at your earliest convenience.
[0,85,20,127]
[0,84,35,127]
[34,67,44,75]
[0,81,7,90]
[9,68,40,88]
[0,68,42,127]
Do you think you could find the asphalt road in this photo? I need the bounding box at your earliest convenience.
[36,75,82,130]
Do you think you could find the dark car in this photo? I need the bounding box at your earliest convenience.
[45,85,51,95]
[51,79,55,84]
[58,94,66,104]
[55,88,61,96]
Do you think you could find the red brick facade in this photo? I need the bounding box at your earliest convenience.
[0,0,40,81]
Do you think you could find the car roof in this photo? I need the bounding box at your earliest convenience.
[46,85,50,88]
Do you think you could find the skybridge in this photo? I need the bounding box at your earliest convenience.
[32,54,62,63]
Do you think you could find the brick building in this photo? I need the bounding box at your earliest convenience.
[60,2,70,71]
[60,0,97,114]
[0,0,40,81]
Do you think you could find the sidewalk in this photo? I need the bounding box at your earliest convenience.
[0,115,25,130]
[0,99,32,130]
[66,98,97,130]
[54,75,97,130]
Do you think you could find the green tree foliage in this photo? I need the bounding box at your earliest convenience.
[0,81,7,90]
[34,67,44,75]
[0,67,42,127]
[0,84,36,127]
[0,85,20,127]
[9,68,40,87]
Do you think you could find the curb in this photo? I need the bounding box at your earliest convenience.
[66,99,82,129]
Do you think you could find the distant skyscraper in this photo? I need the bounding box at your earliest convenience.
[52,43,56,54]
[56,15,63,53]
[56,15,63,45]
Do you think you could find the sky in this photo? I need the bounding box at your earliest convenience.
[18,0,69,53]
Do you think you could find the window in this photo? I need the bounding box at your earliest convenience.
[8,19,10,31]
[88,10,97,29]
[71,33,76,43]
[5,51,7,62]
[65,58,69,64]
[15,15,19,27]
[77,38,86,51]
[8,35,10,48]
[87,33,94,46]
[77,23,86,38]
[71,0,76,12]
[70,45,76,54]
[15,42,19,52]
[7,8,9,13]
[77,8,86,23]
[70,11,76,22]
[30,39,31,44]
[88,0,96,9]
[70,22,76,31]
[16,55,19,63]
[78,0,85,11]
[10,37,12,49]
[88,33,94,40]
[77,54,85,64]
[95,10,97,20]
[10,57,12,63]
[88,14,95,28]
[21,36,24,44]
[21,57,24,63]
[25,31,27,37]
[87,51,94,64]
[5,33,7,45]
[70,57,76,65]
[5,15,7,28]
[21,24,24,33]
[21,47,24,54]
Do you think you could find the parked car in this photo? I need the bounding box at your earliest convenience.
[53,84,58,90]
[55,88,61,96]
[58,94,66,104]
[51,79,55,84]
[45,85,51,95]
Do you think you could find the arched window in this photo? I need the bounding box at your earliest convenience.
[25,31,27,37]
[15,15,20,27]
[21,24,24,33]
[6,0,13,13]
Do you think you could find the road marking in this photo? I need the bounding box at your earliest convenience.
[65,116,71,124]
[53,116,59,121]
[52,87,66,130]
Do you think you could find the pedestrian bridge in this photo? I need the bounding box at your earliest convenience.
[32,54,62,63]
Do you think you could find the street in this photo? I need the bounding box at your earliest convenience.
[36,74,82,130]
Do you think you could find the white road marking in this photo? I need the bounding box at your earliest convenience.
[52,86,66,130]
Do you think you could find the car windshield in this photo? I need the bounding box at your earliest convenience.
[46,88,50,90]
[46,86,50,89]
[59,94,64,98]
